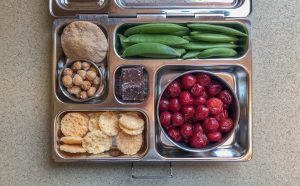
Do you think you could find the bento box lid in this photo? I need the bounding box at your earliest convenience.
[50,0,251,18]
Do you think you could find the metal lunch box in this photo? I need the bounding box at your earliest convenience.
[50,0,253,178]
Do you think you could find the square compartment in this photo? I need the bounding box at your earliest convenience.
[155,65,251,160]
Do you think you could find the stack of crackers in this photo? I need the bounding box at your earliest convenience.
[59,111,144,156]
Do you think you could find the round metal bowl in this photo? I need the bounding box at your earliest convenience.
[156,70,240,153]
[58,59,104,103]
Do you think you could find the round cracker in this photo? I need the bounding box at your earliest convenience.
[119,124,144,136]
[60,144,86,153]
[99,112,120,136]
[82,131,112,154]
[88,112,102,131]
[61,112,89,137]
[119,113,144,130]
[60,136,83,145]
[116,131,143,155]
[61,21,108,63]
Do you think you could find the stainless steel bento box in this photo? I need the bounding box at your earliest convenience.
[50,0,252,163]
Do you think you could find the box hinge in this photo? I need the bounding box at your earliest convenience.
[78,14,109,21]
[136,13,166,20]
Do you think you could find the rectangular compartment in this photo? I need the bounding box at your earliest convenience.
[53,110,149,162]
[155,65,251,161]
[53,20,109,104]
[115,21,249,60]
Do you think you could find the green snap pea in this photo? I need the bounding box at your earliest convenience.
[182,36,197,42]
[124,23,189,36]
[188,23,248,37]
[124,34,189,46]
[173,48,186,56]
[191,33,238,43]
[171,30,189,36]
[121,43,181,58]
[197,48,237,58]
[182,51,202,59]
[118,34,131,49]
[180,42,238,50]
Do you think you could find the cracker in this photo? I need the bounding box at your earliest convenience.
[82,131,112,154]
[119,124,144,136]
[88,112,102,131]
[60,136,83,145]
[60,144,86,153]
[116,131,143,155]
[119,112,144,130]
[61,112,89,137]
[99,112,120,136]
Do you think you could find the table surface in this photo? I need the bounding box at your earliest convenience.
[0,0,299,185]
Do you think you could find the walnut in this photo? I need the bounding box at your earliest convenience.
[77,70,87,80]
[63,68,73,76]
[71,61,82,71]
[62,75,73,88]
[81,81,91,91]
[93,76,101,85]
[87,87,97,97]
[67,86,81,95]
[86,71,97,81]
[82,62,91,71]
[78,91,88,100]
[73,74,83,86]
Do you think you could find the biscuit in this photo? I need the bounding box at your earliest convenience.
[82,131,112,154]
[88,113,102,131]
[60,144,86,153]
[99,112,120,136]
[116,131,143,155]
[119,112,144,130]
[61,21,108,63]
[119,124,144,136]
[60,136,83,145]
[61,112,89,137]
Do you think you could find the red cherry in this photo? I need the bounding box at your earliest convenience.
[215,110,228,121]
[193,96,207,106]
[168,128,182,142]
[181,106,195,121]
[203,117,219,133]
[190,83,205,97]
[181,74,196,89]
[159,111,172,128]
[195,105,209,121]
[207,132,222,142]
[179,91,193,106]
[223,103,229,109]
[202,91,208,99]
[165,81,181,98]
[207,98,224,115]
[189,132,207,148]
[206,82,223,97]
[169,98,181,113]
[180,123,194,139]
[159,97,170,112]
[219,118,234,133]
[218,90,233,105]
[195,74,211,86]
[171,112,184,126]
[193,123,204,134]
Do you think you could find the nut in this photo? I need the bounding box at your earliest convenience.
[63,68,73,76]
[81,81,91,91]
[67,86,81,95]
[89,66,98,74]
[82,62,91,71]
[87,86,97,97]
[62,75,73,88]
[93,76,101,85]
[73,74,83,86]
[78,91,88,99]
[77,70,87,80]
[86,71,97,81]
[71,61,82,71]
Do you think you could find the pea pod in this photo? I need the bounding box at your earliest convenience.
[191,33,238,43]
[171,30,189,36]
[182,36,197,42]
[197,48,237,58]
[124,34,189,46]
[190,31,204,35]
[124,23,189,36]
[173,48,186,56]
[182,51,202,59]
[119,34,131,49]
[180,42,238,50]
[188,23,248,37]
[121,43,181,58]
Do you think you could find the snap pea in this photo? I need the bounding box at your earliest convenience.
[180,42,238,50]
[188,23,248,37]
[121,43,181,58]
[118,34,131,49]
[191,33,238,43]
[182,51,202,59]
[124,34,189,46]
[124,23,189,36]
[196,48,237,58]
[190,31,204,35]
[173,48,186,56]
[171,30,189,36]
[182,36,197,42]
